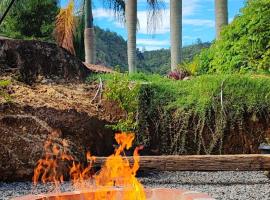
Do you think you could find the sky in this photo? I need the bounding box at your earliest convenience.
[62,0,246,51]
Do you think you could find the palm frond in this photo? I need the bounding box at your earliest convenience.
[146,0,164,33]
[102,0,125,23]
[54,0,76,55]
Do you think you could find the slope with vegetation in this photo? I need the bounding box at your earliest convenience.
[97,73,270,155]
[137,40,211,74]
[190,0,270,75]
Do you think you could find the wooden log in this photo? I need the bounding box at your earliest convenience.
[94,154,270,171]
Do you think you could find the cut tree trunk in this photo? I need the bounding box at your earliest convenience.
[215,0,228,39]
[170,0,182,71]
[94,154,270,171]
[126,0,137,74]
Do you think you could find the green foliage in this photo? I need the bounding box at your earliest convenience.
[192,0,270,74]
[0,0,59,41]
[139,74,270,154]
[73,21,128,71]
[73,21,210,73]
[0,79,11,102]
[100,73,140,131]
[95,73,270,154]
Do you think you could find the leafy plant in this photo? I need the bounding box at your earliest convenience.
[0,0,59,41]
[102,73,140,131]
[191,0,270,75]
[93,73,270,154]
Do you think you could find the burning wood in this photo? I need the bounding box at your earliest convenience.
[33,132,146,200]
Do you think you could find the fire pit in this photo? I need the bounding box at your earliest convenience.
[12,188,214,200]
[12,132,214,200]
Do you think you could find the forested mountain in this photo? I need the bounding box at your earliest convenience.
[137,40,211,74]
[95,27,128,71]
[94,27,211,74]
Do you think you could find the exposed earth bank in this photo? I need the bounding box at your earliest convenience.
[0,79,125,181]
[0,38,123,181]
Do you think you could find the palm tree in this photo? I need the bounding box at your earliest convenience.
[215,0,228,39]
[56,0,125,63]
[125,0,162,74]
[84,0,95,64]
[170,0,182,71]
[125,0,137,74]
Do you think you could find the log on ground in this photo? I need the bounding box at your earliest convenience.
[94,154,270,171]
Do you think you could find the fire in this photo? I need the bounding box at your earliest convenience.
[33,132,146,200]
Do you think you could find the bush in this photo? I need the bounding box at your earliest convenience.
[191,0,270,74]
[95,73,270,154]
[0,0,59,41]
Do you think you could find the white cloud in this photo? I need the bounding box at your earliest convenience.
[137,38,169,46]
[93,8,115,20]
[184,19,214,27]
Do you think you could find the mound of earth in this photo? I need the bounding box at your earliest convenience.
[0,38,91,84]
[0,77,125,181]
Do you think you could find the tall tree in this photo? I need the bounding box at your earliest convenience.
[82,0,125,64]
[125,0,137,74]
[215,0,228,39]
[56,0,125,61]
[124,0,162,74]
[170,0,182,70]
[84,0,96,64]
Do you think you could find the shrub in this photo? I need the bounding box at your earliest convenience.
[94,73,270,154]
[191,0,270,74]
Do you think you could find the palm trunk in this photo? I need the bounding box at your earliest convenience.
[125,0,137,74]
[215,0,228,39]
[170,0,182,71]
[84,0,96,64]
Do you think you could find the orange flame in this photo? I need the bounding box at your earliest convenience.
[33,132,146,200]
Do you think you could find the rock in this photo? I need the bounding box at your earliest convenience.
[0,38,91,84]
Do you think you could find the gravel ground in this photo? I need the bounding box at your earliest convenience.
[1,171,270,200]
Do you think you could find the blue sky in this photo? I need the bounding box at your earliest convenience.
[63,0,246,50]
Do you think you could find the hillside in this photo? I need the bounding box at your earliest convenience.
[77,26,211,74]
[137,40,211,74]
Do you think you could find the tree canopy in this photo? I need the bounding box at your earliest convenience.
[0,0,59,40]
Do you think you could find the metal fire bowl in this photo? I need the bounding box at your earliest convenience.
[12,188,215,200]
